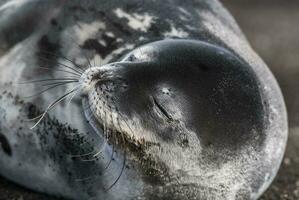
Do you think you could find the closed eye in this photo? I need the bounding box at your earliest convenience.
[151,96,173,121]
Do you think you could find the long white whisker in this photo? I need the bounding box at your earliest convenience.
[41,80,78,87]
[39,56,84,74]
[23,81,77,99]
[81,153,103,162]
[63,30,93,69]
[18,78,78,84]
[66,85,82,106]
[105,152,126,191]
[38,66,81,77]
[38,50,85,72]
[69,149,97,158]
[30,86,79,129]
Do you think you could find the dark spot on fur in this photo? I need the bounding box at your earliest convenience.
[36,35,61,66]
[38,35,60,55]
[0,133,12,156]
[148,24,161,37]
[82,33,119,58]
[111,21,132,36]
[50,19,58,26]
[25,103,41,119]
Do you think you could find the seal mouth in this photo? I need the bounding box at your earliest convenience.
[82,90,146,153]
[79,62,149,154]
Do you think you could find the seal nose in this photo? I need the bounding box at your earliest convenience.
[79,63,121,95]
[79,67,102,95]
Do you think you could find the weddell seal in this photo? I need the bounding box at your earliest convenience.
[0,0,288,200]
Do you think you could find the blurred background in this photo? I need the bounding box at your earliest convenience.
[0,0,298,199]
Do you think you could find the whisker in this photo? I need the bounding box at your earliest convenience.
[37,66,81,77]
[102,109,115,171]
[93,149,104,158]
[30,86,79,129]
[120,115,134,137]
[102,118,115,172]
[39,56,83,74]
[80,139,107,162]
[103,110,108,139]
[80,153,103,162]
[105,152,126,191]
[77,101,109,161]
[104,107,127,191]
[84,101,97,124]
[104,144,114,170]
[77,98,123,183]
[38,50,85,72]
[41,81,78,87]
[69,150,97,158]
[18,78,78,84]
[67,135,102,158]
[80,154,103,162]
[66,86,82,106]
[63,31,93,69]
[23,82,77,99]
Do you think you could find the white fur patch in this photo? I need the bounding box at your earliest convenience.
[72,21,105,45]
[114,8,154,32]
[163,24,189,38]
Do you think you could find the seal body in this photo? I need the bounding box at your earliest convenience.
[0,0,287,200]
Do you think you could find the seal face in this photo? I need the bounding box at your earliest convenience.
[83,39,266,152]
[79,40,270,199]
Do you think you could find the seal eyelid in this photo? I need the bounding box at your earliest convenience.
[151,96,173,121]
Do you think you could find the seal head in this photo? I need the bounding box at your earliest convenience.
[80,40,270,199]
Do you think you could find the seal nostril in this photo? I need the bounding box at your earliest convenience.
[0,132,12,156]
